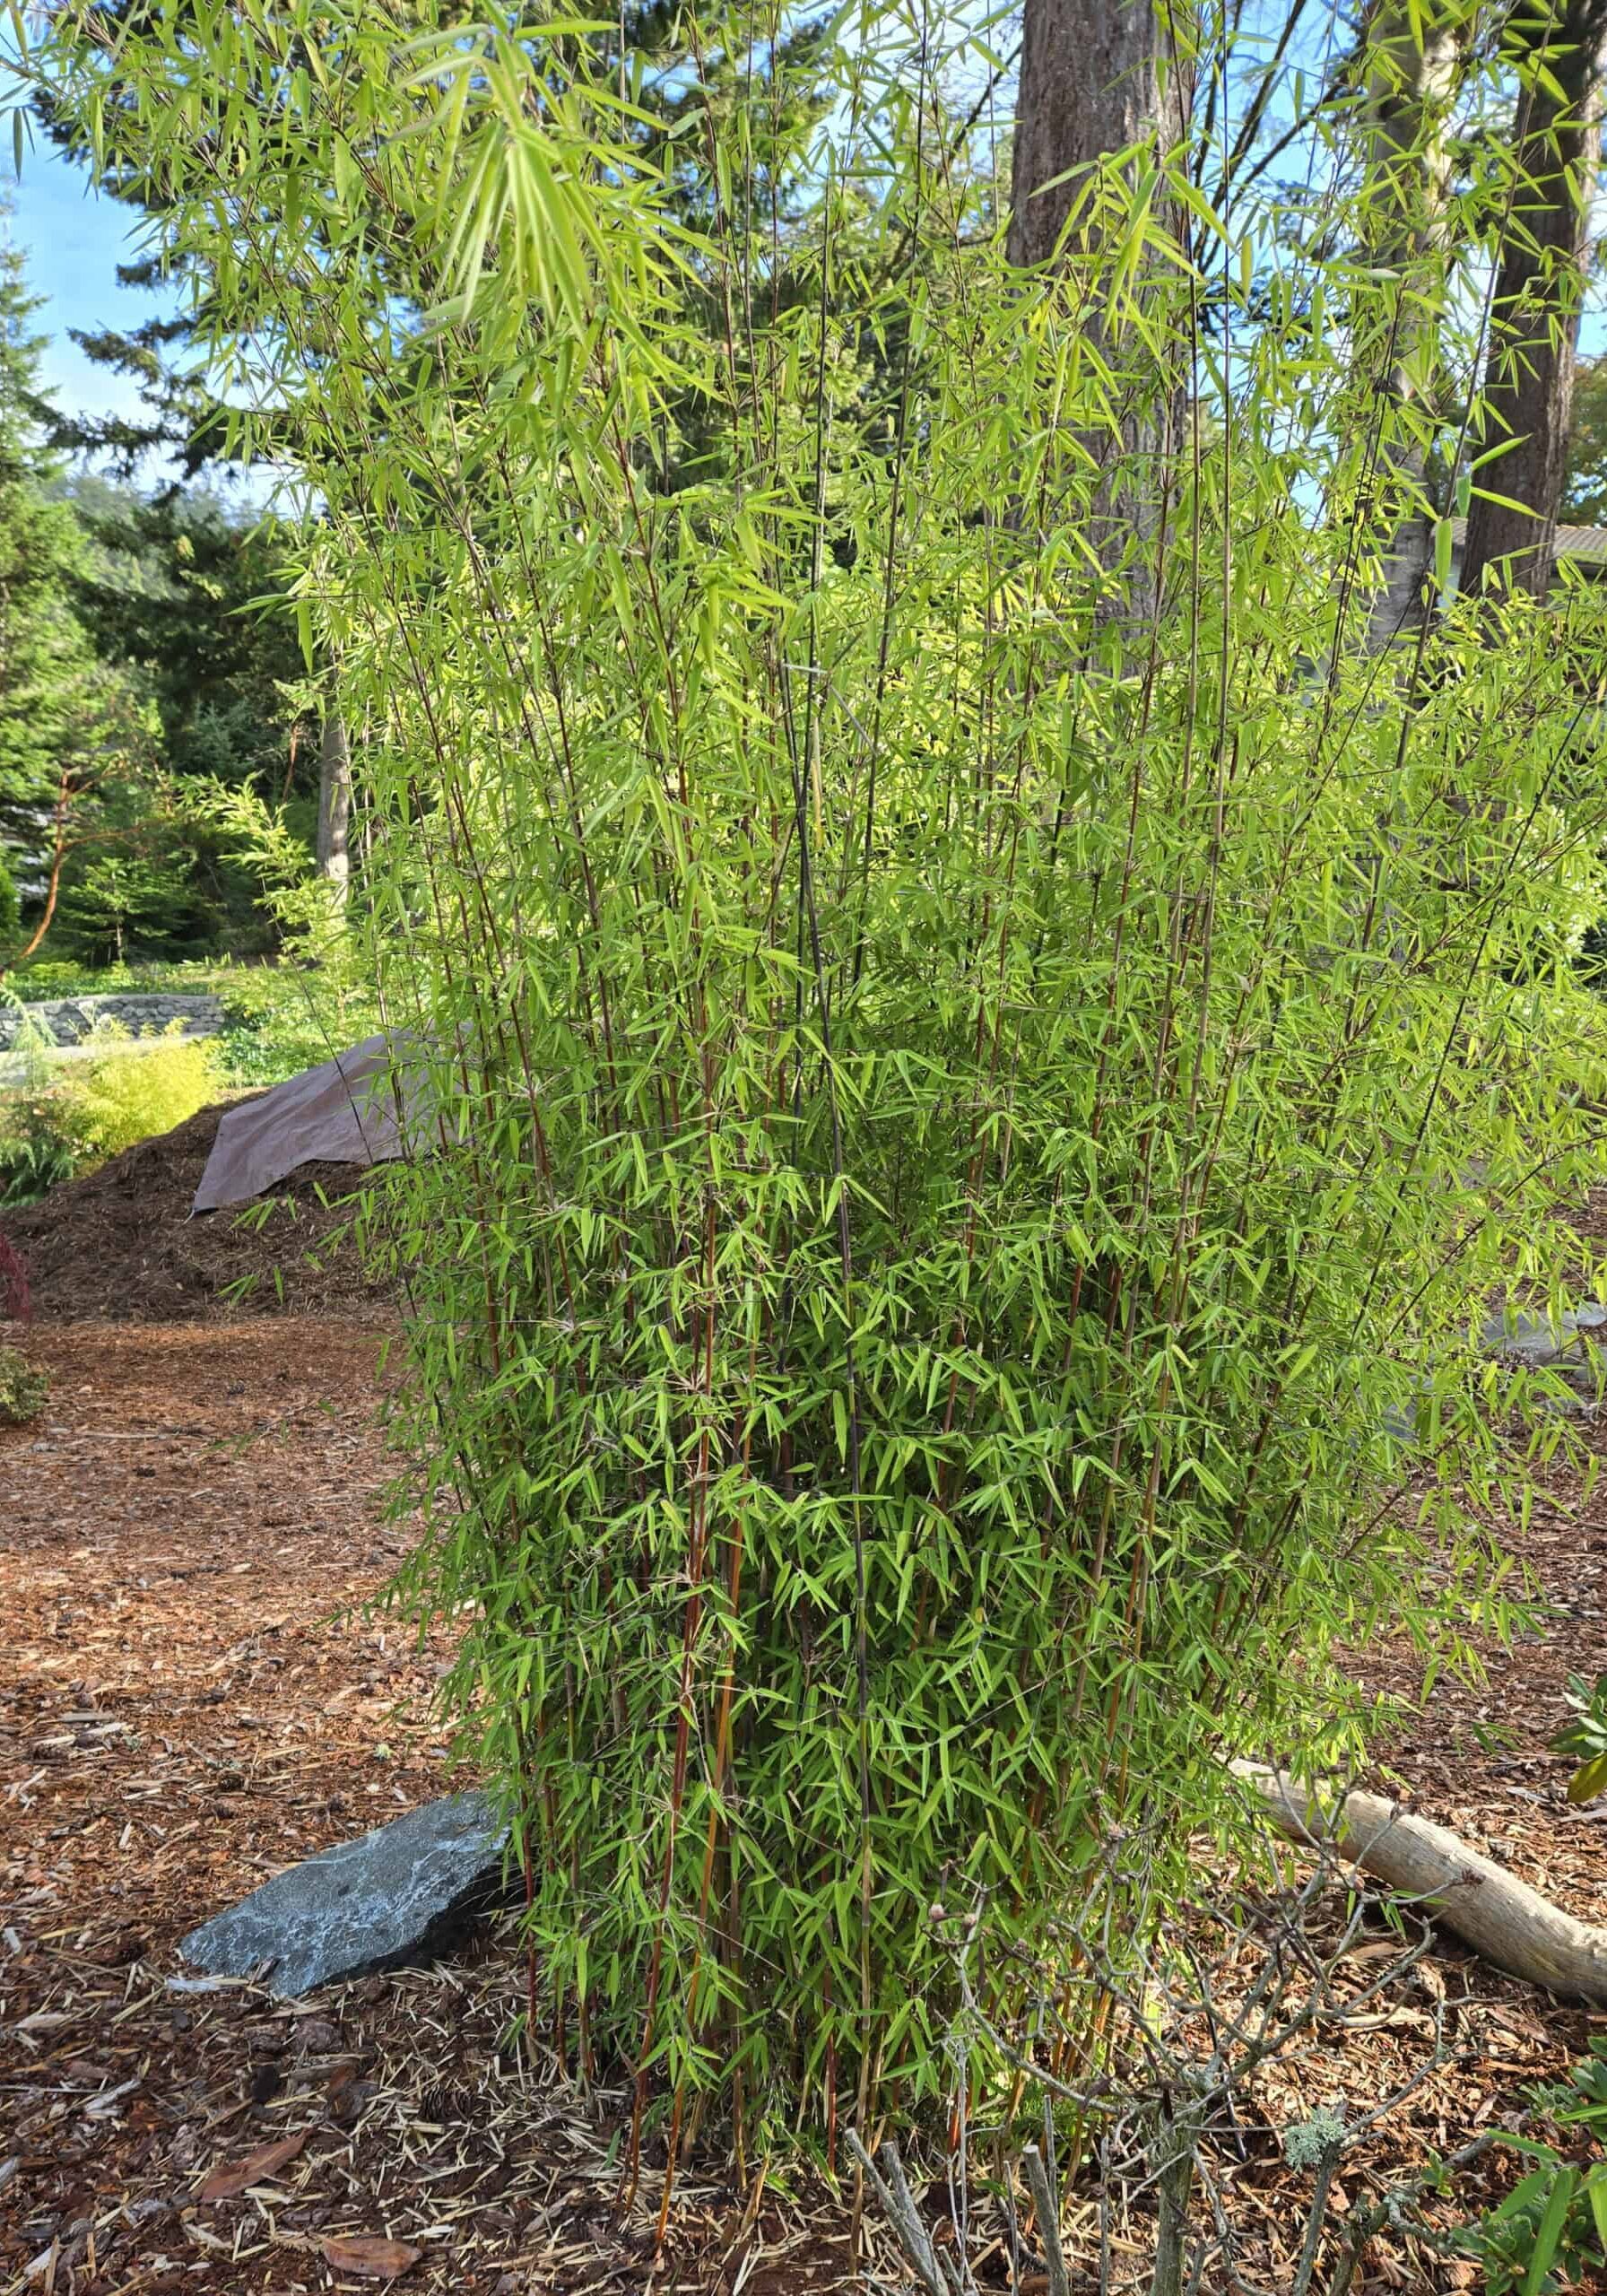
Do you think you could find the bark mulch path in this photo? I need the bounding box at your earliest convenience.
[0,1319,847,2295]
[5,1310,1607,2292]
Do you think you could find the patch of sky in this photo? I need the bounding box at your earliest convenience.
[7,130,169,437]
[0,112,284,506]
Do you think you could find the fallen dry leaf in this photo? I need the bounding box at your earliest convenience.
[195,2129,306,2202]
[320,2236,424,2279]
[326,2062,360,2125]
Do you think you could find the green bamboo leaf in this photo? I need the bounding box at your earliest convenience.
[1524,2166,1577,2294]
[1585,2164,1607,2255]
[1433,517,1453,597]
[1568,1751,1607,1806]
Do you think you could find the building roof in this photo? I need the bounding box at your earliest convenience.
[1553,523,1607,562]
[1449,517,1607,564]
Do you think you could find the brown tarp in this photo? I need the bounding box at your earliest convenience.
[192,1034,438,1213]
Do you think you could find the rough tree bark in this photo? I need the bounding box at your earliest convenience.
[1356,0,1464,651]
[1460,0,1607,601]
[1238,1762,1607,2003]
[1007,0,1193,273]
[1008,0,1195,625]
[316,707,352,910]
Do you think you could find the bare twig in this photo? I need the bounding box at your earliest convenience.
[846,2132,964,2296]
[1021,2144,1071,2296]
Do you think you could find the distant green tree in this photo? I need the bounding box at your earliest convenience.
[49,481,315,954]
[0,214,282,970]
[0,234,95,814]
[0,213,152,969]
[1563,352,1607,525]
[64,480,308,787]
[58,848,182,964]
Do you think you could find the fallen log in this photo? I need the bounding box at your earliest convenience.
[1234,1761,1607,2005]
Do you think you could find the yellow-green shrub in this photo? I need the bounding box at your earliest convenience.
[0,1344,48,1425]
[73,1021,222,1159]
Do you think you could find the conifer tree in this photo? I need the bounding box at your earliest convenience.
[0,215,142,960]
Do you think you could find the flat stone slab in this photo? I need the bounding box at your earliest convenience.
[178,1792,511,1997]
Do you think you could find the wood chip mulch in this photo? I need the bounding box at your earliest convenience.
[5,1306,1607,2293]
[0,1319,847,2294]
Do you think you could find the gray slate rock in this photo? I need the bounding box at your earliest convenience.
[1481,1306,1577,1366]
[1380,1392,1425,1446]
[178,1792,511,1998]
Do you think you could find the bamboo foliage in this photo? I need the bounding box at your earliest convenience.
[22,0,1607,2156]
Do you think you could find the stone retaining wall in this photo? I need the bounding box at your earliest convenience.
[0,992,226,1052]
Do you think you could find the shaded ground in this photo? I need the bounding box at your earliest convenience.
[3,1103,389,1324]
[4,1217,1607,2287]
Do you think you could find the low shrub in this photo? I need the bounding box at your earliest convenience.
[0,1342,48,1425]
[7,958,168,997]
[0,1017,226,1204]
[73,1020,222,1160]
[0,1074,91,1209]
[0,1120,80,1209]
[208,960,378,1087]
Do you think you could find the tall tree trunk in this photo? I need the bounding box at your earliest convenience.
[1357,0,1464,652]
[316,707,352,911]
[1460,0,1607,602]
[1008,0,1195,624]
[1007,0,1192,274]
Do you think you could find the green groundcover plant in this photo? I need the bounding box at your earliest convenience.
[1461,2039,1607,2292]
[0,1342,47,1423]
[23,0,1607,2166]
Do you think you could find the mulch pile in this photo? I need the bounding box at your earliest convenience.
[0,1104,391,1324]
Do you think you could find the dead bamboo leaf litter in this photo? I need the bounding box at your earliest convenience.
[3,1307,1607,2290]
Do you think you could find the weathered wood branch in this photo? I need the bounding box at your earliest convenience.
[1236,1761,1607,2004]
[1,767,73,977]
[1020,2144,1071,2296]
[846,2132,964,2296]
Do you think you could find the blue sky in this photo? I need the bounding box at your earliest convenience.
[5,130,173,437]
